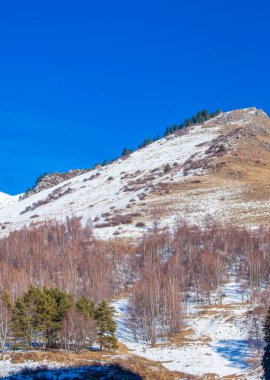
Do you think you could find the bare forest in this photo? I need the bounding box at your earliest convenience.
[0,217,269,352]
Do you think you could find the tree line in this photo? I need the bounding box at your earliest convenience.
[164,108,221,136]
[93,109,222,165]
[0,285,117,352]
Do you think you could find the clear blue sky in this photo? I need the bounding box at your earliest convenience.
[0,0,269,194]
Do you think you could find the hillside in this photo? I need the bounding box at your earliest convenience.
[0,107,269,239]
[1,108,270,379]
[20,169,89,199]
[0,191,19,208]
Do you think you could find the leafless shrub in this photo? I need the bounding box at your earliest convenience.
[83,172,101,182]
[20,187,74,215]
[135,222,145,228]
[101,212,111,218]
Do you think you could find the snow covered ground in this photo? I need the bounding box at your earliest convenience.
[0,192,19,209]
[113,278,260,378]
[0,358,63,378]
[0,279,261,379]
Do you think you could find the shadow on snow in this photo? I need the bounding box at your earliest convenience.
[214,339,252,369]
[2,363,143,380]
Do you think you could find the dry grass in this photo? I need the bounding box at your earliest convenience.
[7,349,194,380]
[11,341,252,379]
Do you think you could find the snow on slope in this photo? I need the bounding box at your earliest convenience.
[0,120,221,237]
[113,278,258,378]
[0,192,18,209]
[0,107,269,239]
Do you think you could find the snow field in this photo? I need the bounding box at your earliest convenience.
[113,278,257,378]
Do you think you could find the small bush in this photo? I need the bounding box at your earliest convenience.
[218,144,225,152]
[101,212,111,218]
[135,222,146,228]
[164,163,172,173]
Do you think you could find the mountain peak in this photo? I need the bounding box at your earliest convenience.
[206,107,268,127]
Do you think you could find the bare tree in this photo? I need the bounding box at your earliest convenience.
[0,290,12,351]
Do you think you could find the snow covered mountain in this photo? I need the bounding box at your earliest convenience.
[0,107,269,238]
[0,191,18,209]
[21,168,89,199]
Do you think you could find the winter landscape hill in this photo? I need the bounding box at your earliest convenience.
[1,107,270,380]
[0,107,270,239]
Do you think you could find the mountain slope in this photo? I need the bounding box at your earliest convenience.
[20,169,89,199]
[0,191,18,208]
[0,107,269,238]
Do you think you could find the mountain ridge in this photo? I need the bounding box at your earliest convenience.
[1,107,269,239]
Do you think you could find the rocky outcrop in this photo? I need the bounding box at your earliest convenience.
[20,169,89,199]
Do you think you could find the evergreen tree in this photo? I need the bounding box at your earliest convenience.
[10,286,119,352]
[11,286,70,349]
[218,144,225,153]
[102,159,108,166]
[163,109,221,137]
[76,295,95,319]
[12,298,32,348]
[263,307,270,379]
[164,127,170,136]
[164,163,172,173]
[95,301,118,350]
[122,147,133,156]
[22,286,52,348]
[43,287,72,348]
[2,289,12,311]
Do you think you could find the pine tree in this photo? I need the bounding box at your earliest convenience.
[95,300,118,350]
[76,295,95,319]
[43,287,72,348]
[2,289,12,311]
[12,298,32,348]
[164,163,172,173]
[122,147,133,157]
[22,286,51,348]
[263,307,270,379]
[164,127,170,136]
[163,109,221,137]
[12,286,59,349]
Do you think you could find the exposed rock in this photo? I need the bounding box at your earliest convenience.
[20,169,89,199]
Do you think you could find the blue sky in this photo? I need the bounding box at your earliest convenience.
[0,0,269,194]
